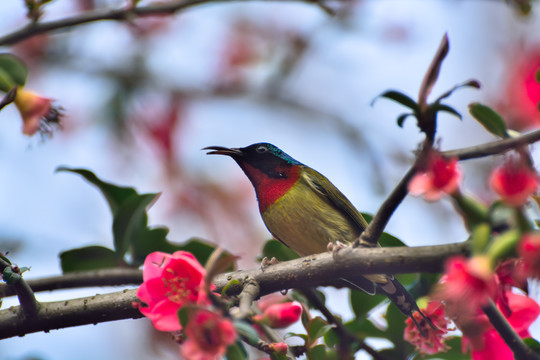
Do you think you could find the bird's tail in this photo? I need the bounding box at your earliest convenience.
[377,276,435,337]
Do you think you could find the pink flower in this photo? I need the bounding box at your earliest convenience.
[409,151,462,201]
[435,256,497,318]
[136,251,209,331]
[490,159,539,206]
[181,308,237,360]
[13,87,61,136]
[517,232,540,279]
[253,301,302,329]
[462,292,540,360]
[404,301,453,355]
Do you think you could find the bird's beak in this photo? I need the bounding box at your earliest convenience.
[203,146,243,157]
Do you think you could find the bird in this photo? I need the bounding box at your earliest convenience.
[204,142,432,333]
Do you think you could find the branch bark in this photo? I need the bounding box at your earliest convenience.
[0,242,467,340]
[0,268,142,298]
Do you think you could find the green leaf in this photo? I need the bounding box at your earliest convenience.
[307,317,333,345]
[429,103,462,120]
[435,79,481,103]
[345,318,387,339]
[524,337,540,354]
[396,112,414,128]
[60,245,126,272]
[130,226,174,265]
[350,289,386,319]
[0,53,28,90]
[306,344,327,360]
[285,332,308,342]
[536,69,540,83]
[233,321,260,345]
[112,193,159,257]
[259,239,299,262]
[225,342,247,360]
[469,102,508,138]
[178,238,221,267]
[55,167,138,215]
[372,90,420,112]
[221,279,241,296]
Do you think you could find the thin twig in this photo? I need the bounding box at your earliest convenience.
[0,0,332,46]
[482,299,540,360]
[0,258,40,317]
[357,128,540,247]
[234,277,260,320]
[300,288,389,360]
[0,268,143,298]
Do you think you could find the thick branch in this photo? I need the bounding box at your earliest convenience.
[0,0,330,46]
[0,289,142,339]
[0,242,467,339]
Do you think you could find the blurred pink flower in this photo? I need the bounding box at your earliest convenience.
[404,301,453,355]
[253,301,302,329]
[181,308,237,360]
[517,232,540,279]
[409,151,462,201]
[489,159,538,206]
[13,87,61,136]
[435,256,497,318]
[462,292,540,360]
[495,49,540,130]
[136,251,209,331]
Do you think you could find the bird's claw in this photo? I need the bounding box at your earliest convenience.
[260,256,279,271]
[328,241,347,259]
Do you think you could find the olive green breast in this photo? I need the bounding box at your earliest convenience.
[261,169,363,256]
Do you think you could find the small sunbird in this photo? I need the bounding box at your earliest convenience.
[204,142,432,333]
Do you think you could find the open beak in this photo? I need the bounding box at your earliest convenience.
[202,146,243,157]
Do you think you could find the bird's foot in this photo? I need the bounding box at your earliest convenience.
[260,256,279,271]
[328,240,348,259]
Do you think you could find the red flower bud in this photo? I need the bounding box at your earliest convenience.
[254,301,302,328]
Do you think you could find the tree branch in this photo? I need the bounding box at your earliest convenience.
[0,268,142,298]
[0,242,467,340]
[0,0,332,47]
[357,129,540,246]
[482,299,540,360]
[0,258,40,317]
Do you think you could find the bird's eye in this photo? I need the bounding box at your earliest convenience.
[256,145,268,153]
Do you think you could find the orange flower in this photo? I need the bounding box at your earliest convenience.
[13,87,61,136]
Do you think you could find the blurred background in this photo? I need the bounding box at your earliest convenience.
[0,0,540,359]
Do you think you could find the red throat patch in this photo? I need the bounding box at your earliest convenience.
[241,163,301,213]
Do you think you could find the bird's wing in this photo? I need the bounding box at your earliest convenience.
[301,167,369,233]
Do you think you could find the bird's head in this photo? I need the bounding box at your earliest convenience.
[204,143,303,211]
[203,142,302,179]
